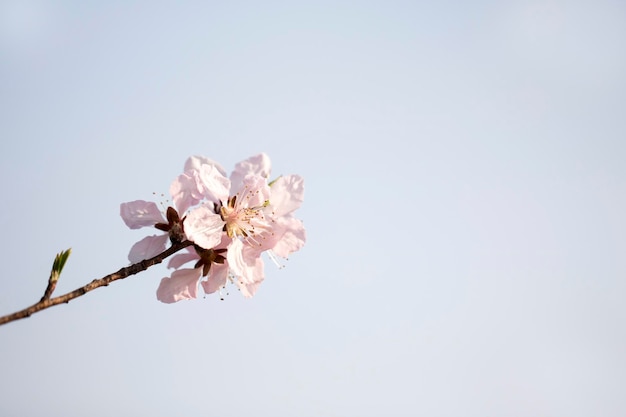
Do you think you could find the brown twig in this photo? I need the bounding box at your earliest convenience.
[0,240,194,327]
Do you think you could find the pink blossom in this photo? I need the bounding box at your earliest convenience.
[121,153,305,303]
[167,153,305,299]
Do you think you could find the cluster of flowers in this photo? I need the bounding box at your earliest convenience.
[120,153,305,303]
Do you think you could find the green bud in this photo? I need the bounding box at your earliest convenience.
[51,248,72,282]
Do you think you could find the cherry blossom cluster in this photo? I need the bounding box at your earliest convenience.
[120,153,305,303]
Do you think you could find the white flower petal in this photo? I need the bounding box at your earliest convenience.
[198,164,230,203]
[184,155,227,176]
[156,268,202,303]
[269,175,304,217]
[230,153,271,192]
[184,205,225,249]
[120,200,166,229]
[128,234,169,263]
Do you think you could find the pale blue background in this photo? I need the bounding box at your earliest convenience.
[1,1,625,416]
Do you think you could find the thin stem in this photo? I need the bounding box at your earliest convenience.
[0,240,194,327]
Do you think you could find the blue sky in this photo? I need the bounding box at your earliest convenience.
[1,1,625,416]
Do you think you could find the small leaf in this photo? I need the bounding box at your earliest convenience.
[51,248,72,280]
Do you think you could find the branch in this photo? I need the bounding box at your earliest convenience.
[0,240,194,327]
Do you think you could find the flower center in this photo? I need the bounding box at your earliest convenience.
[219,193,270,245]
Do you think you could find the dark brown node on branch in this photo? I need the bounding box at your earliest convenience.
[155,206,186,244]
[193,245,227,277]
